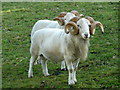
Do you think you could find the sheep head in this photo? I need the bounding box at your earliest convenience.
[65,18,91,40]
[85,16,104,35]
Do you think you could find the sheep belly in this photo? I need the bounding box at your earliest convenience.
[41,49,64,62]
[40,40,64,62]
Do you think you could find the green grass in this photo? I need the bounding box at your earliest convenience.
[2,2,119,88]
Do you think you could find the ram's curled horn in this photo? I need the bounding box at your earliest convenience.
[85,16,104,35]
[65,22,79,35]
[85,16,95,23]
[58,12,67,17]
[69,16,80,23]
[95,21,104,34]
[53,17,65,26]
[71,10,79,16]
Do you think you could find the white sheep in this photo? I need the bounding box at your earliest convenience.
[31,20,62,37]
[28,18,91,85]
[31,11,83,37]
[31,12,78,70]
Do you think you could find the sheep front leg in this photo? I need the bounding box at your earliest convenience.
[73,59,80,83]
[28,55,37,78]
[65,60,75,85]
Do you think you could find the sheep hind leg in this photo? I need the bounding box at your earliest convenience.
[28,55,37,78]
[34,56,41,65]
[40,55,50,76]
[61,60,66,71]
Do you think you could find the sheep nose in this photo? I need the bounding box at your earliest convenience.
[84,33,88,38]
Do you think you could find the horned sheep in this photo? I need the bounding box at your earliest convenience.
[28,18,91,85]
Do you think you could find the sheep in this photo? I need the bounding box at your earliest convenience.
[31,12,76,38]
[31,11,83,37]
[54,10,84,27]
[31,12,67,37]
[28,18,91,85]
[85,16,104,35]
[31,12,79,70]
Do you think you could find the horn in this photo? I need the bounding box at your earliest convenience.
[69,16,80,23]
[71,10,79,16]
[89,21,104,35]
[95,21,104,34]
[53,17,65,26]
[79,14,84,18]
[85,16,96,35]
[85,16,95,23]
[86,16,104,35]
[58,12,67,17]
[65,22,79,35]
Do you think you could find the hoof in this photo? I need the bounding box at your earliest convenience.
[44,73,50,76]
[28,75,33,78]
[61,68,67,71]
[74,79,77,83]
[68,81,75,85]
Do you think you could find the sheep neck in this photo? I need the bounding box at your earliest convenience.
[65,34,90,61]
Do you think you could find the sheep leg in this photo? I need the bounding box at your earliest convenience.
[40,55,50,76]
[28,55,37,78]
[65,60,75,85]
[34,56,41,65]
[73,59,80,83]
[61,60,66,71]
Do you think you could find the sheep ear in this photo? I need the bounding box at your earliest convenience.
[89,23,96,35]
[90,28,95,35]
[69,16,80,23]
[53,17,65,26]
[95,21,104,34]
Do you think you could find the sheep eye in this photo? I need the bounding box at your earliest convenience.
[77,25,81,28]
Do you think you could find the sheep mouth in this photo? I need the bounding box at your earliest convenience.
[83,37,89,40]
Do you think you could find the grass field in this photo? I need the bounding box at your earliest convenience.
[2,2,119,88]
